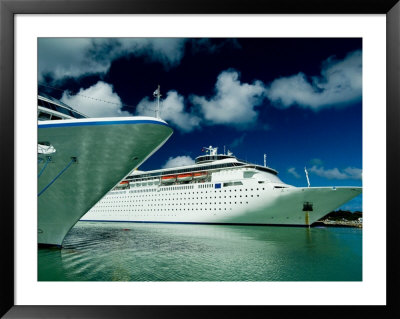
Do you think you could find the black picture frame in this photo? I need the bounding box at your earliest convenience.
[1,0,399,318]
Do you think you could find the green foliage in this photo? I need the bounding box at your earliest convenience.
[320,210,362,221]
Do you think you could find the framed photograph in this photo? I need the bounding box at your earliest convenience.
[1,0,399,317]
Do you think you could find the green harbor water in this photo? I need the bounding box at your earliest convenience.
[38,222,362,281]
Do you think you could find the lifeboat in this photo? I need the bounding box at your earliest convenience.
[177,173,193,182]
[161,175,177,183]
[193,171,207,180]
[115,180,130,189]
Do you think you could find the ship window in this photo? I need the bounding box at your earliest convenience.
[54,105,74,117]
[71,111,85,119]
[38,111,51,120]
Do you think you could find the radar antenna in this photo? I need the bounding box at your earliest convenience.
[202,146,218,155]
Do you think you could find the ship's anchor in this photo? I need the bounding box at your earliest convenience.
[303,202,313,228]
[38,142,56,178]
[38,156,52,178]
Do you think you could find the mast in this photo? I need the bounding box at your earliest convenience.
[153,85,161,119]
[264,154,267,167]
[202,146,218,155]
[305,166,310,187]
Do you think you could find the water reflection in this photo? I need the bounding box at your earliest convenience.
[38,222,362,281]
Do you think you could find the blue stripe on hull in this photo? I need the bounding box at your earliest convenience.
[39,119,170,128]
[79,220,309,227]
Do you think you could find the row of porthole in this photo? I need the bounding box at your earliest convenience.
[95,208,230,211]
[93,203,249,212]
[99,193,263,205]
[103,194,259,203]
[112,187,266,197]
[99,201,254,208]
[105,193,259,201]
[104,193,263,202]
[92,207,233,212]
[97,201,249,207]
[89,213,304,220]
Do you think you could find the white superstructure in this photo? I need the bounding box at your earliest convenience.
[38,90,173,246]
[82,146,362,226]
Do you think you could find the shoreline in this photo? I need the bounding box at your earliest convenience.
[313,220,362,228]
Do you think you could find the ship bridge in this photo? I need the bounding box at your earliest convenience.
[38,91,87,121]
[195,154,237,164]
[195,145,238,164]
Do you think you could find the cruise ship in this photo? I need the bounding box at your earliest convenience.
[38,88,173,246]
[82,146,362,226]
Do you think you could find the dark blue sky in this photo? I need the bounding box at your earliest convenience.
[38,38,362,210]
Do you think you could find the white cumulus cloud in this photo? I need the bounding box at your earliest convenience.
[38,38,188,81]
[266,50,362,110]
[162,156,195,168]
[342,167,363,180]
[60,81,130,117]
[309,165,362,180]
[191,70,266,128]
[136,90,201,132]
[288,167,301,178]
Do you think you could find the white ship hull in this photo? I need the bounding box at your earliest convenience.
[38,117,173,246]
[82,182,361,226]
